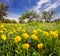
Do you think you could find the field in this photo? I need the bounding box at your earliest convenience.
[0,22,60,56]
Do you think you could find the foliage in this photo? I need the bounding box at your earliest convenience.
[2,18,17,23]
[42,10,55,22]
[19,10,40,23]
[0,2,8,21]
[19,10,56,23]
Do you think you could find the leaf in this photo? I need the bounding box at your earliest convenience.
[49,53,52,56]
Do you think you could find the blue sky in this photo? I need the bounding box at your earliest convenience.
[0,0,60,21]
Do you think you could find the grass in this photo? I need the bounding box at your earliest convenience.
[0,22,60,56]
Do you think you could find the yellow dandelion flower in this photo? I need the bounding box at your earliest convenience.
[14,36,21,43]
[33,29,38,35]
[37,43,43,49]
[32,35,38,40]
[22,43,30,49]
[43,31,49,36]
[1,34,6,41]
[0,24,4,28]
[22,33,29,39]
[50,31,58,38]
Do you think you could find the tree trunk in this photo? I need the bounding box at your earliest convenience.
[28,16,34,22]
[0,12,3,21]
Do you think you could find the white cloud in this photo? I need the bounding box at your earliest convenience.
[7,13,19,18]
[44,3,51,8]
[5,13,20,22]
[32,0,50,13]
[44,0,60,11]
[56,14,60,18]
[32,0,60,14]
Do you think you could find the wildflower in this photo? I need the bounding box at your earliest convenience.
[43,31,49,36]
[22,33,29,39]
[1,34,6,41]
[37,43,43,49]
[33,29,38,35]
[22,43,30,49]
[32,35,38,40]
[14,36,21,43]
[50,31,58,38]
[0,24,4,28]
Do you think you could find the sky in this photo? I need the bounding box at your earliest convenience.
[0,0,60,21]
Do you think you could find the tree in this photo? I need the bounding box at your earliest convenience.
[11,20,17,23]
[19,10,40,23]
[48,10,55,21]
[42,10,55,22]
[2,18,17,23]
[42,11,49,22]
[0,2,8,21]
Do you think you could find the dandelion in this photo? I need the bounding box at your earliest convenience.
[1,34,6,41]
[33,29,38,35]
[50,31,58,38]
[32,35,38,40]
[14,36,21,43]
[22,33,29,39]
[43,31,49,36]
[22,43,30,49]
[0,24,4,28]
[37,43,43,49]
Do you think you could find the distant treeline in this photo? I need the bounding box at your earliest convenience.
[0,2,60,23]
